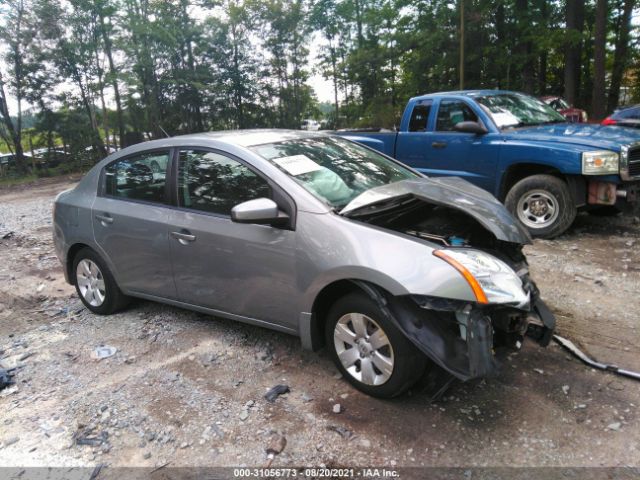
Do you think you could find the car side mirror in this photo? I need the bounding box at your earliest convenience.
[454,121,488,135]
[231,198,289,226]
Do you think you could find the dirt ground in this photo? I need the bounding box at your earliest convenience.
[0,176,639,472]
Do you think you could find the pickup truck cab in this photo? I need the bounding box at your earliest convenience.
[337,90,640,238]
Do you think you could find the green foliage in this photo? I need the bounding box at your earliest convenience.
[0,0,638,180]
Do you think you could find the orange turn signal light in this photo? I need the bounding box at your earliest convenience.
[433,250,489,304]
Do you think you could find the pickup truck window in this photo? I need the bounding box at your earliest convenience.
[409,101,433,132]
[436,100,479,131]
[251,136,417,209]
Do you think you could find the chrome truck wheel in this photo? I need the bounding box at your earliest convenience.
[516,189,559,229]
[505,174,577,239]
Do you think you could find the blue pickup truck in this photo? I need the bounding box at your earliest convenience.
[338,90,640,238]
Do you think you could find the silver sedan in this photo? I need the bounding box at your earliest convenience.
[53,130,555,398]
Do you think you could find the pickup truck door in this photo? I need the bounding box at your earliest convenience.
[396,98,498,192]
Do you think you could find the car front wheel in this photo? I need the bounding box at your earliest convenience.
[73,247,129,315]
[505,174,576,238]
[325,292,427,398]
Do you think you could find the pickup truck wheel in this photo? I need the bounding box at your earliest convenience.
[505,174,576,238]
[325,292,427,398]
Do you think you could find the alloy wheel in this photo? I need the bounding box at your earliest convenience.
[333,313,395,386]
[76,259,106,307]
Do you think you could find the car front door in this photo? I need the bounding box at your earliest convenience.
[167,148,298,329]
[92,149,177,299]
[425,98,498,191]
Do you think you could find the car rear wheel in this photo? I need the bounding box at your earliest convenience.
[73,248,129,315]
[325,292,427,398]
[505,174,576,238]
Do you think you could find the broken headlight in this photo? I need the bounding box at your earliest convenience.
[582,150,619,175]
[433,249,530,308]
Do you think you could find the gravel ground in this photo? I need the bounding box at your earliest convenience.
[0,176,639,472]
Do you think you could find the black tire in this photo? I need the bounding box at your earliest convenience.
[589,206,621,217]
[325,292,427,398]
[72,247,129,315]
[505,174,576,238]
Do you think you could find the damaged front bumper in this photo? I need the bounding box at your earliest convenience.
[383,292,555,382]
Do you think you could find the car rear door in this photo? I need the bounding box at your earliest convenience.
[167,148,299,329]
[92,149,177,299]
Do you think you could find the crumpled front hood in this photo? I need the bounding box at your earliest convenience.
[340,177,531,245]
[502,123,640,151]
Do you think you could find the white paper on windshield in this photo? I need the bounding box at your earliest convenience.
[492,111,520,127]
[273,155,322,176]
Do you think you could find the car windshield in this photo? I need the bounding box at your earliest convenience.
[472,92,566,129]
[251,136,417,209]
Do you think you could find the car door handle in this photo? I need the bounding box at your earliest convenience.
[432,141,447,149]
[95,214,113,225]
[170,230,196,244]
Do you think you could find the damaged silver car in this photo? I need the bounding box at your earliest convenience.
[53,130,555,398]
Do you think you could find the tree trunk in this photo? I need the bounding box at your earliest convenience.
[93,44,110,152]
[515,0,535,93]
[564,0,585,105]
[607,0,635,112]
[591,0,607,120]
[181,0,203,132]
[495,2,506,89]
[0,72,26,174]
[538,0,548,94]
[328,39,339,129]
[99,15,125,149]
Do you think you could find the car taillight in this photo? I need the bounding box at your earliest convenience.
[602,117,617,125]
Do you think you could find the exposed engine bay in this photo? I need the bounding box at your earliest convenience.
[345,194,556,381]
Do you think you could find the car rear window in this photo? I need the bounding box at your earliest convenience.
[104,151,169,203]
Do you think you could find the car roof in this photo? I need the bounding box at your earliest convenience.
[108,129,327,158]
[165,129,323,148]
[614,104,640,113]
[410,89,522,102]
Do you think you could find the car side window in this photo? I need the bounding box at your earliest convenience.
[436,100,479,131]
[408,101,433,132]
[177,149,271,216]
[104,151,169,203]
[620,108,640,120]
